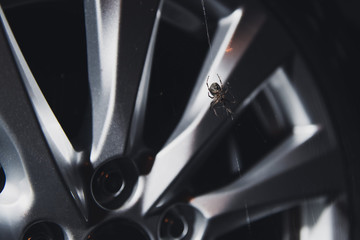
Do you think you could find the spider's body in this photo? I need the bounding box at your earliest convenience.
[206,74,234,118]
[209,82,222,96]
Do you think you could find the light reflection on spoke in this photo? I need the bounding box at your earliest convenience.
[142,4,271,215]
[0,6,87,219]
[190,126,344,238]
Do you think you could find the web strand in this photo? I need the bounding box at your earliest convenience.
[201,0,212,59]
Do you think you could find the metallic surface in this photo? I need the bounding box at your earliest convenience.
[0,0,348,239]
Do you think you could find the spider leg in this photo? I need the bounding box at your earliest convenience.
[208,92,214,98]
[206,76,210,89]
[224,105,232,114]
[210,95,235,119]
[210,97,222,117]
[211,97,221,108]
[221,99,234,119]
[212,107,219,116]
[209,100,217,116]
[217,73,223,86]
[223,104,234,120]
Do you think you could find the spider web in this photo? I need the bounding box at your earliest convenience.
[200,0,212,59]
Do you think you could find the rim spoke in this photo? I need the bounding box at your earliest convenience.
[0,6,86,235]
[84,0,160,167]
[127,3,162,152]
[142,2,295,215]
[0,7,88,219]
[190,126,345,238]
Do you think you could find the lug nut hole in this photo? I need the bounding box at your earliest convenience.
[23,221,64,240]
[160,211,188,239]
[91,158,138,209]
[99,170,124,196]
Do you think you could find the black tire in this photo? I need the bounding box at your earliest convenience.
[261,0,360,238]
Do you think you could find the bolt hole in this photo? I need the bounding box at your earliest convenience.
[23,221,64,240]
[160,212,188,239]
[91,158,138,209]
[100,170,124,195]
[169,216,185,238]
[0,165,5,193]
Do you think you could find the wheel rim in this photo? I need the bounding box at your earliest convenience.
[0,0,349,239]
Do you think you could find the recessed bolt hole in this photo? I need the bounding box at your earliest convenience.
[100,170,124,195]
[160,211,188,239]
[169,216,185,238]
[91,158,138,209]
[0,165,5,193]
[23,221,64,240]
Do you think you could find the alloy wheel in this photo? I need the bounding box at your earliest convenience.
[0,0,351,239]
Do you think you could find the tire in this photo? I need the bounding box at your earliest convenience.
[261,0,360,239]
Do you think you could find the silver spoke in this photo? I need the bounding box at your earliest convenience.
[84,0,121,166]
[127,3,163,152]
[0,7,86,238]
[0,7,78,170]
[142,7,245,215]
[84,0,160,167]
[190,126,345,238]
[166,3,263,141]
[142,2,295,215]
[0,6,87,219]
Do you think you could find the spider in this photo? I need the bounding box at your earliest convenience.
[206,74,235,118]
